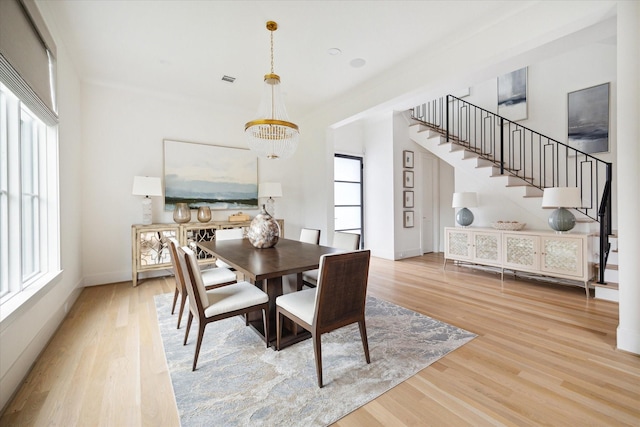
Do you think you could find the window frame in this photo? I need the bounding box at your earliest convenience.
[0,82,60,317]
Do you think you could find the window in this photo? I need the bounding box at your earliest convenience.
[0,82,59,306]
[334,154,364,248]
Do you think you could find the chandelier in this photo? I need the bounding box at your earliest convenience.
[245,21,299,160]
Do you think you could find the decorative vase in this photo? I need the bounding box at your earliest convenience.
[247,205,280,248]
[197,206,211,223]
[173,202,191,223]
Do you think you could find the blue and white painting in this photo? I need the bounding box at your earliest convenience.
[163,140,258,211]
[568,83,609,154]
[498,67,527,121]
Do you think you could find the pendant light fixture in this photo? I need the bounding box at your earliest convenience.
[245,21,299,160]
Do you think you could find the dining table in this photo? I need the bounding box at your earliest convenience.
[198,237,341,348]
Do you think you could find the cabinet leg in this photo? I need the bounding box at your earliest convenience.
[443,258,447,271]
[585,281,590,298]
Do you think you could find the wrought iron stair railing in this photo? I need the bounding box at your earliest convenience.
[411,95,613,284]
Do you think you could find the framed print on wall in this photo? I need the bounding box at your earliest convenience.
[404,211,414,228]
[403,170,414,188]
[567,82,609,154]
[403,191,414,208]
[403,150,414,168]
[498,67,527,121]
[163,139,258,211]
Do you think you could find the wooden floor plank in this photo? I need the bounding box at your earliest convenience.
[1,253,638,426]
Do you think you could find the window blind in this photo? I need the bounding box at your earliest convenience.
[0,0,57,124]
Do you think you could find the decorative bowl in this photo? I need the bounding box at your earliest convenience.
[491,221,526,231]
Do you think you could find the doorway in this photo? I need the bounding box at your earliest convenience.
[334,154,364,248]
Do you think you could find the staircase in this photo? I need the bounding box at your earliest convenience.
[409,95,615,297]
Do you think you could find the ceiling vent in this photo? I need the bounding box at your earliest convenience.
[222,75,236,83]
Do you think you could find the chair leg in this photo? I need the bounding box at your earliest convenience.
[358,319,371,364]
[184,312,193,346]
[262,306,269,347]
[313,333,323,388]
[171,288,179,314]
[193,322,206,371]
[276,310,282,351]
[176,291,187,329]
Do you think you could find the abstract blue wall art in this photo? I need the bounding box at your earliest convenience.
[498,67,528,121]
[568,83,609,154]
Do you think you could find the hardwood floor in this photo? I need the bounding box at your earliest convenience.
[2,253,639,426]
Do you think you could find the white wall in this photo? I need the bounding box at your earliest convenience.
[80,83,304,285]
[0,38,84,411]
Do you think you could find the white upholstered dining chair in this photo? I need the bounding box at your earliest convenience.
[177,245,269,371]
[276,250,371,387]
[302,231,361,287]
[168,237,237,329]
[214,228,244,269]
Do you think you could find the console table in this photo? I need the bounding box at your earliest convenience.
[131,219,284,286]
[444,227,594,296]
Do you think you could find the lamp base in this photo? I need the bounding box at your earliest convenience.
[456,207,474,227]
[265,197,276,217]
[141,197,152,225]
[548,207,576,233]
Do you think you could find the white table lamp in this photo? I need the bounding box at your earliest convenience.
[132,176,162,224]
[542,187,582,233]
[452,192,477,227]
[258,182,282,217]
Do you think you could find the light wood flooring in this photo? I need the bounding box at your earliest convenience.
[2,253,639,426]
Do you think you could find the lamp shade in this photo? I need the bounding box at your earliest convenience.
[541,187,581,208]
[132,176,162,197]
[258,182,282,198]
[452,192,477,208]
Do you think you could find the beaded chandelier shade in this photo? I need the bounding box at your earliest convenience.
[245,21,299,160]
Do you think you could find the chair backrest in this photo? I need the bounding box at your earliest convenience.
[299,228,321,245]
[168,237,185,293]
[332,231,361,250]
[313,250,371,333]
[215,228,244,240]
[176,245,210,317]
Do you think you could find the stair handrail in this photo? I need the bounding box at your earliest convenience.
[411,94,613,281]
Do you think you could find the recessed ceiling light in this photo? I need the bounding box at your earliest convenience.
[222,75,236,83]
[350,58,366,68]
[328,48,342,56]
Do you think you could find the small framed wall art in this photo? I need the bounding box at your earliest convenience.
[403,170,414,188]
[403,150,414,168]
[404,211,415,228]
[567,82,609,154]
[403,191,414,208]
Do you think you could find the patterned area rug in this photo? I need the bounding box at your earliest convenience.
[155,293,475,426]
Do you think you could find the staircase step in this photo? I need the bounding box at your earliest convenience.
[593,281,619,302]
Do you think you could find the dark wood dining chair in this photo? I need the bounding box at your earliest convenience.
[276,250,371,387]
[177,246,270,371]
[168,238,237,329]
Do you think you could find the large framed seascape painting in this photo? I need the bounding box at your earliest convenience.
[567,83,609,154]
[163,140,258,211]
[498,67,527,121]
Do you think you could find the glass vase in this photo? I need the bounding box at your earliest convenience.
[173,202,191,223]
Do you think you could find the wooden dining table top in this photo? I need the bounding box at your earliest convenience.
[198,238,342,282]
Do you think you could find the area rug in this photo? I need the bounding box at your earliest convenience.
[154,293,476,426]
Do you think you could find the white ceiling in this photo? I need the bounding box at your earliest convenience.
[37,0,537,118]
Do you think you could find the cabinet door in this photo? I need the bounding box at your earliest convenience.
[540,236,583,278]
[183,225,217,262]
[503,233,539,271]
[473,231,501,266]
[445,229,472,261]
[136,228,177,270]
